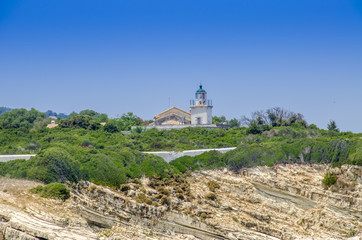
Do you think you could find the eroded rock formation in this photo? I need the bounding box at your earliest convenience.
[0,164,360,239]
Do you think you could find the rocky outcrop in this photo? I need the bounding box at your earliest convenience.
[0,208,97,240]
[71,181,231,239]
[0,178,97,240]
[0,164,361,239]
[189,164,361,240]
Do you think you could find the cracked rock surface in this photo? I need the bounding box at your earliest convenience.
[0,164,360,240]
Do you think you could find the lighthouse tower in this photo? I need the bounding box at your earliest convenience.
[190,85,213,125]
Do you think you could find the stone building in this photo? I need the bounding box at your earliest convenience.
[153,107,191,125]
[143,85,222,130]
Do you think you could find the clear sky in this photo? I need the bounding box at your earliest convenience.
[1,0,362,132]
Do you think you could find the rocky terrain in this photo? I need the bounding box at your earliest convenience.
[0,164,361,240]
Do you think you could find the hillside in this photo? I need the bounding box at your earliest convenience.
[0,164,360,239]
[0,108,361,239]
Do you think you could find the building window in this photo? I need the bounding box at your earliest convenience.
[197,117,201,125]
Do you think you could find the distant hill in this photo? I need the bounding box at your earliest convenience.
[45,110,68,119]
[0,107,11,115]
[0,108,68,119]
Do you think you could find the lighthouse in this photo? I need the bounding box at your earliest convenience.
[190,85,213,125]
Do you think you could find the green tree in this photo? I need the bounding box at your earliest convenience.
[113,112,142,131]
[228,118,240,128]
[27,147,80,183]
[73,109,108,123]
[103,121,119,133]
[327,120,339,132]
[241,107,307,128]
[68,111,78,118]
[246,117,270,134]
[79,109,98,117]
[59,115,100,130]
[0,108,45,130]
[212,116,227,124]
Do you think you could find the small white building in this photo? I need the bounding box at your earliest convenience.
[190,85,213,125]
[139,85,227,130]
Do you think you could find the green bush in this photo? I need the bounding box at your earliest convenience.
[207,180,220,192]
[170,150,225,173]
[200,212,207,219]
[26,147,80,183]
[136,193,151,204]
[29,185,43,194]
[30,183,70,201]
[157,187,170,196]
[120,184,131,192]
[205,193,217,201]
[322,171,337,188]
[81,153,127,188]
[160,195,170,205]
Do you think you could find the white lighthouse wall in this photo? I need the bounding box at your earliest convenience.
[207,107,212,124]
[190,106,213,125]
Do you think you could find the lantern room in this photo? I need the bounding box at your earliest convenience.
[195,85,207,100]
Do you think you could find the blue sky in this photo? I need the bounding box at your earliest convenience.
[1,0,362,132]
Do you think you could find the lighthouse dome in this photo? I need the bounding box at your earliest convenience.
[196,85,206,93]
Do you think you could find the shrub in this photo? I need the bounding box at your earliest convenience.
[130,178,142,185]
[26,147,80,184]
[207,180,220,192]
[30,183,70,201]
[157,187,170,196]
[29,185,43,194]
[205,193,217,201]
[82,153,127,188]
[322,171,337,188]
[136,193,151,204]
[160,196,170,205]
[145,198,153,205]
[120,184,131,192]
[103,122,119,133]
[170,151,225,174]
[200,213,207,220]
[176,193,185,200]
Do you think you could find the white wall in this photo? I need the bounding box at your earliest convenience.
[144,147,236,162]
[0,155,36,162]
[141,124,218,130]
[190,106,213,125]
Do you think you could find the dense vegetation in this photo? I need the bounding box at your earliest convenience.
[0,127,176,187]
[30,182,70,201]
[170,134,361,173]
[0,107,360,189]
